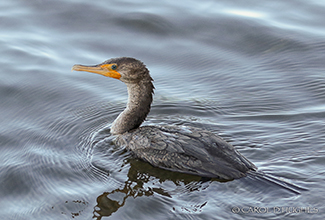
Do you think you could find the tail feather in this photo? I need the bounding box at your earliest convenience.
[247,171,308,194]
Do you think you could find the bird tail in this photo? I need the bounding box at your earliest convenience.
[246,171,308,194]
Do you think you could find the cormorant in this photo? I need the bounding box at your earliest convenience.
[72,57,257,180]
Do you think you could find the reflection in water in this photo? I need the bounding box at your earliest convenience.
[92,159,212,219]
[94,191,130,218]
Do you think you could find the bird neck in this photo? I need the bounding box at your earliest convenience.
[110,79,154,135]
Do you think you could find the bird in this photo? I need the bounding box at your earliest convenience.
[72,57,258,180]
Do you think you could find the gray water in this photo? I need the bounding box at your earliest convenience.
[1,0,324,219]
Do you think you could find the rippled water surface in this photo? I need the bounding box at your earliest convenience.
[1,0,324,219]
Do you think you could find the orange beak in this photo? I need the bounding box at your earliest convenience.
[72,63,121,79]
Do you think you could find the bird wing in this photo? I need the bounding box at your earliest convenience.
[117,125,256,180]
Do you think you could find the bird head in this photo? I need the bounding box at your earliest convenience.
[72,57,151,84]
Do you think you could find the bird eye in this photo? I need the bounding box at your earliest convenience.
[111,64,117,70]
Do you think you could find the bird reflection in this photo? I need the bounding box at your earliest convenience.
[92,158,215,219]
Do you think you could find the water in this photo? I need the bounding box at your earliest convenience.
[1,0,324,219]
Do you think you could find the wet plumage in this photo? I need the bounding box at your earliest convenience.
[116,125,256,180]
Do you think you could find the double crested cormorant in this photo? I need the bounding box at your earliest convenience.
[72,57,257,180]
